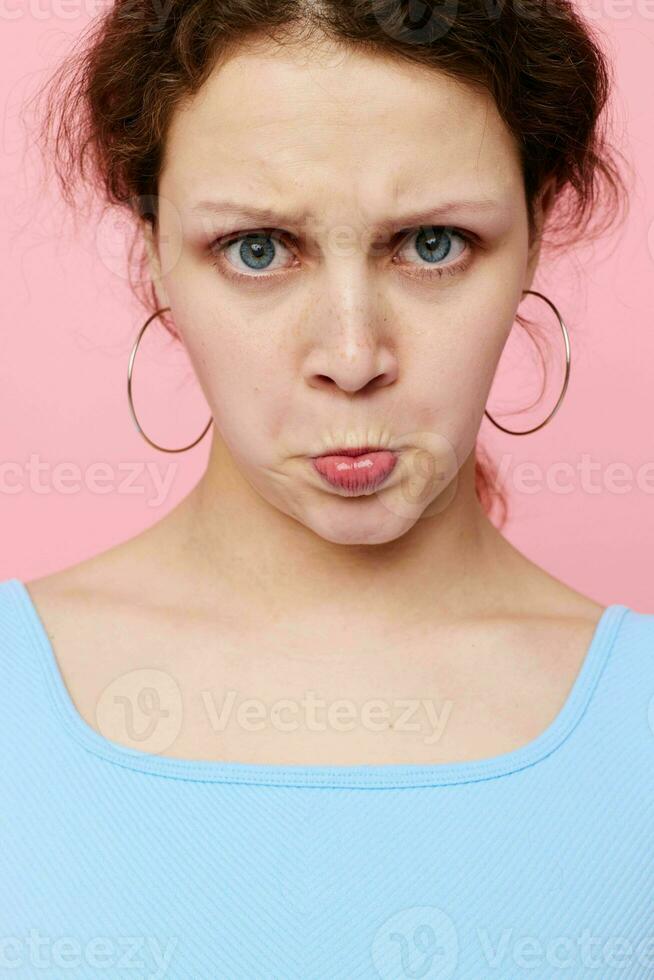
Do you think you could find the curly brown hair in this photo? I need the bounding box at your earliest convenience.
[32,0,630,529]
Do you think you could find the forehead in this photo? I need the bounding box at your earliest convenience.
[160,36,522,221]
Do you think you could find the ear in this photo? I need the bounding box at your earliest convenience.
[142,220,171,310]
[524,176,557,292]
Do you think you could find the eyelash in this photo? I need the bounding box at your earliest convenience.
[208,226,476,284]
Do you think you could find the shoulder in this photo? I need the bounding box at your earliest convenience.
[23,501,195,616]
[589,602,654,716]
[0,578,27,644]
[18,529,173,669]
[616,603,654,646]
[24,518,177,613]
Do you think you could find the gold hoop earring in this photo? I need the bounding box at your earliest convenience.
[484,289,571,436]
[127,307,213,453]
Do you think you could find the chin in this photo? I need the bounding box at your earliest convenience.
[298,495,421,547]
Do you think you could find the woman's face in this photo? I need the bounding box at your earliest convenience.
[149,35,546,545]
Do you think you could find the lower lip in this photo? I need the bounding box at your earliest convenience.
[311,450,398,493]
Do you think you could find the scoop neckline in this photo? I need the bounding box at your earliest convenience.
[9,577,630,789]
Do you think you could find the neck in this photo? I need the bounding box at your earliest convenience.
[167,439,521,626]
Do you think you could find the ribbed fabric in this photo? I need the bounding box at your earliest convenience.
[1,577,653,979]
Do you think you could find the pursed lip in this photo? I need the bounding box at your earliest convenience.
[311,446,389,459]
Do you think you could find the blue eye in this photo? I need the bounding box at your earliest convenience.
[235,233,276,270]
[399,225,468,266]
[210,223,473,283]
[414,226,452,263]
[213,231,292,277]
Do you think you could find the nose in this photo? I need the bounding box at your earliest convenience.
[302,263,399,395]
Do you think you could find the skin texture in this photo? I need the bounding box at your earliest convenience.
[136,33,574,621]
[24,34,607,766]
[148,37,543,555]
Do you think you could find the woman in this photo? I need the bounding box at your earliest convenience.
[1,1,653,976]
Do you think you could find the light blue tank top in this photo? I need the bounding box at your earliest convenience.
[1,576,654,979]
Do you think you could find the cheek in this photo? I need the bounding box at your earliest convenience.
[420,299,514,396]
[406,294,517,456]
[161,259,296,448]
[178,316,293,459]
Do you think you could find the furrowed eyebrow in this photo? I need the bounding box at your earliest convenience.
[189,197,504,230]
[190,201,308,226]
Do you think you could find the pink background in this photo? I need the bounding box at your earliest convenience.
[1,2,653,612]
